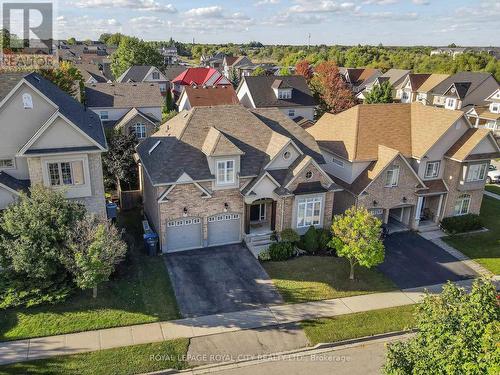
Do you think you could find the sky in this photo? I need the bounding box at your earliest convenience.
[6,0,500,46]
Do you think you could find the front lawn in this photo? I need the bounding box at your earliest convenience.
[263,256,396,303]
[0,209,179,342]
[444,196,500,274]
[485,184,500,195]
[301,304,417,345]
[0,338,189,375]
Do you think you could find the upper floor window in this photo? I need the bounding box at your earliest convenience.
[454,194,471,216]
[47,161,84,186]
[297,196,322,228]
[100,111,109,120]
[152,71,160,80]
[288,109,295,118]
[216,160,235,185]
[490,103,500,114]
[424,161,440,179]
[0,158,14,169]
[22,93,33,109]
[283,151,291,160]
[401,91,410,102]
[385,165,400,187]
[466,163,487,182]
[278,89,292,99]
[445,97,457,110]
[131,123,146,139]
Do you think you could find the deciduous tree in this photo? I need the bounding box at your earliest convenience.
[40,61,83,97]
[364,81,394,104]
[111,37,164,78]
[295,60,313,82]
[102,130,138,191]
[251,66,267,76]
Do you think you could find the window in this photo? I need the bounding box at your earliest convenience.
[283,151,291,160]
[0,158,14,169]
[332,157,344,168]
[22,93,33,109]
[454,194,471,216]
[297,197,322,228]
[288,109,295,118]
[131,123,146,139]
[445,97,457,110]
[401,91,410,102]
[490,103,500,114]
[152,71,160,80]
[424,161,440,178]
[100,111,109,120]
[385,165,400,187]
[278,90,292,99]
[216,160,235,185]
[305,171,313,179]
[466,163,487,182]
[47,161,84,186]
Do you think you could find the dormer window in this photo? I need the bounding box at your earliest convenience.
[152,71,160,80]
[216,160,235,185]
[490,103,500,114]
[278,89,292,99]
[22,93,33,109]
[445,98,457,110]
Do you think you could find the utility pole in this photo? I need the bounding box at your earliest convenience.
[307,33,311,49]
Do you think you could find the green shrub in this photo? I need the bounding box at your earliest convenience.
[268,242,295,261]
[302,226,320,254]
[440,214,483,234]
[258,250,271,262]
[280,228,300,243]
[317,228,331,251]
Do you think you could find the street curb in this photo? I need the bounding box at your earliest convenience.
[143,330,416,375]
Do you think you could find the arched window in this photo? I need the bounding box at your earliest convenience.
[454,194,471,216]
[22,93,33,109]
[130,123,146,139]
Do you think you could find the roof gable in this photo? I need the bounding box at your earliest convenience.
[202,127,244,156]
[445,128,500,161]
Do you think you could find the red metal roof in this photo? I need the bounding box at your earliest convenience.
[172,67,220,86]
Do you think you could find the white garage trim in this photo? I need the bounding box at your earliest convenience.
[207,212,242,247]
[164,216,203,253]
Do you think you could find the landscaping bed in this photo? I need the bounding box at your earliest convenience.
[0,209,179,342]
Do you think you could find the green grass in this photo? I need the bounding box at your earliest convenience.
[0,338,189,375]
[263,256,396,303]
[301,305,417,345]
[444,196,500,274]
[485,184,500,195]
[0,209,180,341]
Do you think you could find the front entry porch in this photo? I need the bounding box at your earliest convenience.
[244,198,277,257]
[415,193,446,232]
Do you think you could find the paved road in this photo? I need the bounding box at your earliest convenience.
[379,232,477,289]
[164,244,283,317]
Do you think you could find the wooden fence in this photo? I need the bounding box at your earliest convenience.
[120,189,142,210]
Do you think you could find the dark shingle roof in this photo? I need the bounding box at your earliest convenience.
[164,65,187,81]
[85,82,163,108]
[24,72,106,149]
[0,72,26,102]
[242,75,315,108]
[0,171,30,193]
[117,66,159,83]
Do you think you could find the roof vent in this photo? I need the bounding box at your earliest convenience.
[148,140,161,154]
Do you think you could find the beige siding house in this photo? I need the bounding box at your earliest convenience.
[0,72,107,214]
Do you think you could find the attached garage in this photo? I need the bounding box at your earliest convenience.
[165,217,202,252]
[368,208,385,222]
[208,213,241,247]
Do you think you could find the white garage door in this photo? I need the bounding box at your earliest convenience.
[165,217,202,252]
[207,213,241,247]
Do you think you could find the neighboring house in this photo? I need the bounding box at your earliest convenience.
[159,46,178,65]
[403,73,450,105]
[85,82,163,139]
[397,73,432,103]
[171,67,231,98]
[223,56,254,79]
[429,72,499,111]
[201,52,227,70]
[75,62,110,84]
[177,85,239,111]
[307,103,500,232]
[466,88,500,136]
[358,69,410,101]
[0,72,107,215]
[430,47,467,59]
[338,67,382,94]
[164,65,188,92]
[136,105,339,253]
[237,75,316,121]
[117,66,169,95]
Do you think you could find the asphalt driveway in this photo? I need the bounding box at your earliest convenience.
[164,244,283,318]
[378,232,477,289]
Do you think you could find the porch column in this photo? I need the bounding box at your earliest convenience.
[415,196,424,227]
[271,201,277,231]
[244,204,251,234]
[435,194,444,223]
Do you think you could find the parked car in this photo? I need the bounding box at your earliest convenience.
[487,164,500,184]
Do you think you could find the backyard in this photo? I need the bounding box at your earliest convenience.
[263,256,396,303]
[444,195,500,275]
[0,209,179,342]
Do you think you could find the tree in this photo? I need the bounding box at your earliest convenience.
[310,61,356,116]
[102,130,138,191]
[279,67,291,76]
[67,37,76,45]
[384,279,499,375]
[251,66,267,76]
[165,89,174,112]
[39,61,84,97]
[329,206,384,280]
[66,216,126,298]
[111,37,164,78]
[229,67,240,88]
[364,81,394,104]
[295,60,313,82]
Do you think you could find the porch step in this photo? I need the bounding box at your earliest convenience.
[418,224,440,233]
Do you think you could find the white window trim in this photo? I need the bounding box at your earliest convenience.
[296,196,323,228]
[132,122,146,139]
[0,158,16,170]
[454,194,471,216]
[466,163,487,182]
[288,109,295,117]
[216,159,235,185]
[445,97,457,110]
[385,165,400,187]
[424,161,440,179]
[100,111,109,120]
[41,154,91,198]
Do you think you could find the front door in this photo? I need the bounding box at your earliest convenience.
[250,203,265,222]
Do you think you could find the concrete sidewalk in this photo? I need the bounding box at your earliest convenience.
[484,190,500,200]
[0,289,427,366]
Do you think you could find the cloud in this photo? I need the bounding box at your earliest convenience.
[74,0,177,13]
[288,1,359,13]
[265,12,327,26]
[357,11,419,20]
[56,15,122,38]
[184,6,224,18]
[254,0,280,5]
[363,0,398,5]
[412,0,429,5]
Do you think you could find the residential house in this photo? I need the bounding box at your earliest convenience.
[201,52,227,70]
[136,105,339,253]
[75,62,111,84]
[338,67,382,95]
[159,46,178,65]
[466,88,500,136]
[117,65,169,95]
[171,67,231,99]
[429,72,499,111]
[430,47,467,59]
[237,75,316,121]
[0,72,107,214]
[307,103,500,232]
[399,73,449,105]
[85,82,163,139]
[177,85,239,111]
[357,69,410,101]
[164,65,188,92]
[223,56,255,79]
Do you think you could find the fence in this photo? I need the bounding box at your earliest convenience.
[120,189,142,210]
